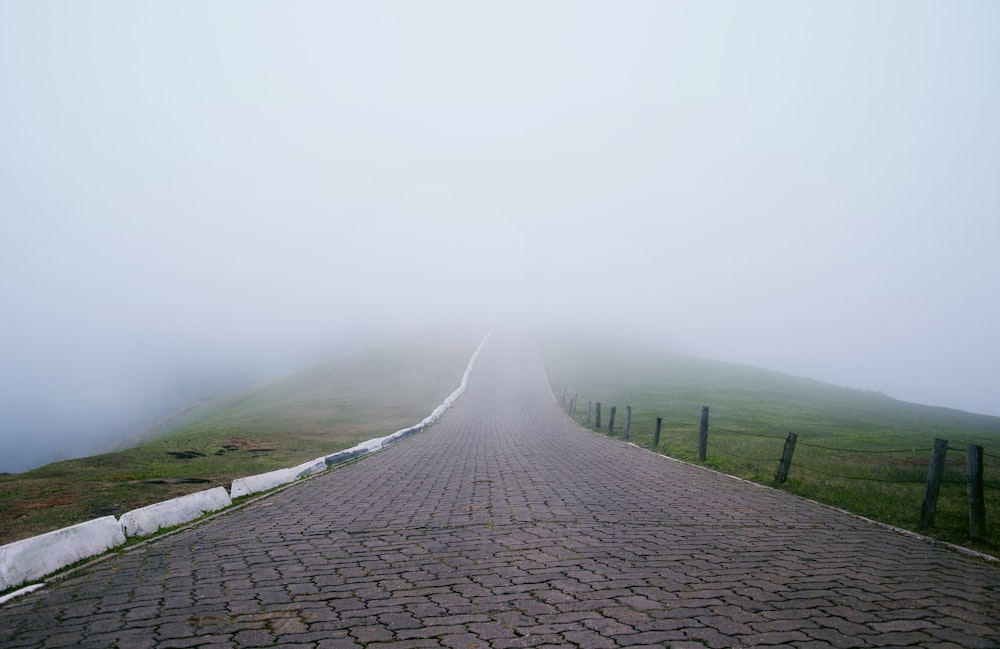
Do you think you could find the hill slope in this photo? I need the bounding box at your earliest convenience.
[538,331,1000,554]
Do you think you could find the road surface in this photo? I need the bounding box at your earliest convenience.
[2,328,999,648]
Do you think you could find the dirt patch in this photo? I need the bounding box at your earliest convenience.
[165,450,207,460]
[211,438,277,457]
[17,493,75,511]
[2,493,77,529]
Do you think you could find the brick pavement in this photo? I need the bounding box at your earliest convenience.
[2,327,999,648]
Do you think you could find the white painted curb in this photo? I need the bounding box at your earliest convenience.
[0,583,43,606]
[0,516,125,592]
[228,331,492,498]
[120,487,231,538]
[369,329,490,452]
[230,456,327,498]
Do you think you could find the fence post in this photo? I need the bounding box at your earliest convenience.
[608,406,617,435]
[561,388,566,406]
[572,394,578,413]
[774,432,798,484]
[920,438,949,529]
[697,406,709,462]
[586,401,592,426]
[968,444,986,540]
[624,406,632,441]
[653,417,662,448]
[595,402,601,429]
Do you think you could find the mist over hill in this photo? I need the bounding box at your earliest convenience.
[0,328,388,474]
[5,321,998,476]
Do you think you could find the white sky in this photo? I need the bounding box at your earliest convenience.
[1,1,998,469]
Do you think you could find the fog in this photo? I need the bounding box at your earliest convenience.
[2,2,998,473]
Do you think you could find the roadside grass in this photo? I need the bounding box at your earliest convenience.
[539,331,1000,556]
[0,326,486,546]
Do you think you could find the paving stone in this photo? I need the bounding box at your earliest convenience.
[802,627,868,649]
[440,632,486,649]
[741,630,812,645]
[491,635,564,648]
[315,639,362,649]
[1,327,999,649]
[350,625,394,643]
[561,629,618,648]
[365,641,441,649]
[231,629,276,647]
[102,630,159,649]
[158,636,233,649]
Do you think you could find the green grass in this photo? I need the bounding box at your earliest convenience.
[0,326,487,546]
[539,331,1000,556]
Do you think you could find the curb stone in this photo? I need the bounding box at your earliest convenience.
[119,486,232,538]
[0,516,125,592]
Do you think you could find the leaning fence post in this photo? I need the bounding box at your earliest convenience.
[968,444,986,540]
[586,401,592,426]
[608,406,617,435]
[653,417,662,448]
[595,402,601,429]
[774,432,798,484]
[624,406,632,441]
[697,406,709,462]
[920,438,949,529]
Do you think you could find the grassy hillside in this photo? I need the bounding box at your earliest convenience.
[539,331,1000,555]
[0,326,486,546]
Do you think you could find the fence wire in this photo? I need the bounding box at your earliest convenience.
[798,442,934,454]
[713,426,785,440]
[793,462,929,484]
[568,395,998,490]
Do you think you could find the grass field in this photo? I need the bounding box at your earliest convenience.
[538,331,1000,556]
[0,326,486,546]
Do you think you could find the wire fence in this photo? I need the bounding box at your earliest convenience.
[562,393,1000,548]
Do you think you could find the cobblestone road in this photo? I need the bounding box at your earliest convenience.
[3,328,1000,648]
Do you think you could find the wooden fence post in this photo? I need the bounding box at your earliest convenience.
[920,438,949,529]
[572,394,578,414]
[653,417,662,448]
[697,406,709,462]
[595,402,601,429]
[608,406,617,435]
[968,444,986,540]
[624,406,632,441]
[586,401,592,426]
[774,432,798,484]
